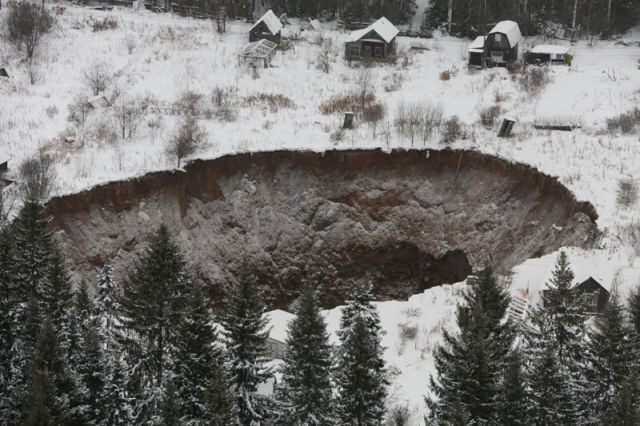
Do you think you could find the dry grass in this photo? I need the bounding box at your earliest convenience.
[319,91,375,115]
[244,93,295,112]
[616,178,638,208]
[607,108,640,135]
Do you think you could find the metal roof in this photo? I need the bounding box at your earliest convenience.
[346,17,399,44]
[250,10,283,35]
[489,20,522,47]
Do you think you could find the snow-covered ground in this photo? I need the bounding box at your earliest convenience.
[2,4,640,422]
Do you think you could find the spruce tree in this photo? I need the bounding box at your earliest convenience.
[278,284,335,425]
[221,261,273,426]
[335,281,387,425]
[427,266,513,424]
[0,227,15,421]
[95,262,122,354]
[171,281,235,424]
[584,296,635,418]
[600,377,640,425]
[120,224,190,423]
[160,379,180,426]
[629,288,640,337]
[42,247,75,353]
[78,323,106,424]
[101,357,133,426]
[498,350,529,425]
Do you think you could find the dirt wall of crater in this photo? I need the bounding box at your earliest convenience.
[45,149,598,309]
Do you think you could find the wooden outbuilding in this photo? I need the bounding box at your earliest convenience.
[0,148,9,174]
[525,44,572,66]
[344,17,399,61]
[484,20,521,67]
[572,277,610,315]
[249,10,283,44]
[467,36,485,68]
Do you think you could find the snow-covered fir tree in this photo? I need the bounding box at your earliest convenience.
[120,224,190,423]
[497,350,530,425]
[0,226,15,421]
[427,266,513,424]
[95,262,122,354]
[526,252,588,422]
[221,261,274,426]
[335,281,387,426]
[42,247,75,354]
[170,281,235,425]
[278,284,336,425]
[583,295,636,421]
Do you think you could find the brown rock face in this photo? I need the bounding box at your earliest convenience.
[45,149,598,309]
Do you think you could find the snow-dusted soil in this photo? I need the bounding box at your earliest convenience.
[2,4,640,422]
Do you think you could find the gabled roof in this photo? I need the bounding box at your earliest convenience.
[468,35,485,52]
[346,17,399,44]
[250,10,283,35]
[0,148,9,165]
[263,309,295,343]
[530,44,571,55]
[489,20,521,48]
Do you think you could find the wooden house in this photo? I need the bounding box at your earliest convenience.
[572,277,610,315]
[525,44,572,66]
[344,17,399,61]
[263,309,295,359]
[249,10,283,44]
[484,20,521,67]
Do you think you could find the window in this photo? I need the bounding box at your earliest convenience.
[495,33,502,43]
[374,47,383,58]
[350,45,360,58]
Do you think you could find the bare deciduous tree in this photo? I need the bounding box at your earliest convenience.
[166,114,206,168]
[19,150,56,200]
[7,2,54,59]
[84,61,112,95]
[112,97,143,140]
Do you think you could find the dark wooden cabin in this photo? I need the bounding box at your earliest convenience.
[249,10,283,44]
[344,17,399,61]
[525,45,572,66]
[467,36,485,68]
[484,20,521,67]
[573,277,610,315]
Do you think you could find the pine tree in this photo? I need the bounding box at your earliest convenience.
[335,281,387,426]
[600,377,640,425]
[171,281,235,424]
[278,284,335,425]
[78,323,106,424]
[629,288,640,337]
[583,296,635,419]
[120,224,190,423]
[0,227,15,421]
[221,261,273,426]
[160,380,180,426]
[95,262,122,354]
[204,366,237,426]
[101,357,133,426]
[42,247,75,353]
[427,266,513,424]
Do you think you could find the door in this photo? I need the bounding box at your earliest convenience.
[364,46,372,58]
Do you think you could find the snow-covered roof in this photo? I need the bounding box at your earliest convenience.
[530,44,571,55]
[468,36,485,52]
[0,148,9,165]
[489,20,521,47]
[509,248,625,306]
[309,19,322,32]
[250,10,283,35]
[264,309,295,343]
[346,17,399,44]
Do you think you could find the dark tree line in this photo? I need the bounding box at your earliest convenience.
[0,201,388,425]
[422,0,640,38]
[428,252,640,424]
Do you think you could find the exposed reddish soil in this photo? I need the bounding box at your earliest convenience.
[46,149,598,309]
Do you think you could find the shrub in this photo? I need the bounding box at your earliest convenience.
[386,404,411,426]
[620,221,640,257]
[479,105,501,128]
[316,38,333,73]
[395,102,443,145]
[112,97,143,140]
[91,16,118,32]
[383,71,404,92]
[19,151,56,200]
[518,67,549,93]
[441,116,462,144]
[7,1,54,59]
[617,178,638,208]
[244,93,295,113]
[399,323,418,341]
[176,90,204,114]
[439,68,457,81]
[607,108,640,135]
[166,114,206,167]
[84,61,112,95]
[320,92,375,115]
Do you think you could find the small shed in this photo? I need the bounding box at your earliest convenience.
[0,67,9,78]
[263,309,295,359]
[572,277,610,315]
[344,17,399,61]
[238,39,279,68]
[526,45,572,66]
[88,94,111,109]
[467,36,485,68]
[249,10,283,44]
[485,20,521,67]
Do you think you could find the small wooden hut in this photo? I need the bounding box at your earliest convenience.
[525,45,572,65]
[249,10,283,44]
[467,36,485,68]
[344,17,399,61]
[484,20,521,67]
[0,149,9,174]
[573,277,610,315]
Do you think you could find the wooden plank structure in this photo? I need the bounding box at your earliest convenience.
[484,20,521,67]
[249,10,283,44]
[498,117,515,137]
[238,39,278,68]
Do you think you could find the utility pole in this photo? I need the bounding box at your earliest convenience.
[572,0,579,31]
[606,0,612,31]
[447,0,453,34]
